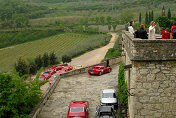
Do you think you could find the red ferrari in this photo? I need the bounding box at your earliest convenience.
[58,69,68,74]
[88,66,112,76]
[51,66,63,71]
[67,101,89,118]
[47,69,56,75]
[40,72,51,80]
[63,66,73,71]
[39,75,46,81]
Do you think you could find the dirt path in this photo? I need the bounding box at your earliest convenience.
[71,33,118,66]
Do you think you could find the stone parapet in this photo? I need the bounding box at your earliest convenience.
[122,30,176,61]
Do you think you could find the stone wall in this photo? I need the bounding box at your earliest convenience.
[122,30,176,118]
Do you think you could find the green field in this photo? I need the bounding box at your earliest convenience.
[0,33,90,72]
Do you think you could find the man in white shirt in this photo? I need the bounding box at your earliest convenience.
[128,21,135,35]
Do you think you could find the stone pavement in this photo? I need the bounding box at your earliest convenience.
[37,65,119,118]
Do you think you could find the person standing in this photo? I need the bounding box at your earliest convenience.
[128,21,135,35]
[161,28,170,39]
[171,21,176,39]
[149,21,157,39]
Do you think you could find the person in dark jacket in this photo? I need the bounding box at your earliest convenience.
[135,24,148,39]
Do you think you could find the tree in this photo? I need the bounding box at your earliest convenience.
[145,12,149,25]
[151,10,154,21]
[112,23,117,32]
[15,57,28,77]
[35,55,43,70]
[62,55,72,64]
[108,25,112,31]
[149,11,151,23]
[29,61,37,75]
[139,12,142,24]
[120,11,134,24]
[157,16,172,28]
[168,8,171,19]
[49,52,57,65]
[100,16,105,25]
[162,6,165,16]
[95,16,99,24]
[0,72,41,117]
[42,52,50,67]
[118,63,128,116]
[107,16,112,24]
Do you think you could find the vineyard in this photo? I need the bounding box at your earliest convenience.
[0,33,111,72]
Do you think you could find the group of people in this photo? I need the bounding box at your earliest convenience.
[128,21,176,39]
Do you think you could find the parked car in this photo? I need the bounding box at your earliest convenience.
[47,69,56,75]
[67,101,89,118]
[63,66,73,71]
[51,66,63,71]
[88,66,112,76]
[58,69,68,74]
[74,65,84,69]
[96,105,117,118]
[101,89,118,109]
[38,75,46,81]
[49,75,57,85]
[40,72,51,80]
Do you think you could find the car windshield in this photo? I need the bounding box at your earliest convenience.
[70,107,84,113]
[102,93,116,98]
[39,78,44,80]
[60,70,66,72]
[48,69,53,71]
[43,72,49,75]
[94,67,100,69]
[64,67,69,68]
[100,112,112,116]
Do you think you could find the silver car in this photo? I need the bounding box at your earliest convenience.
[101,89,118,109]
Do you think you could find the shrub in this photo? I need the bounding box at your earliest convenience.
[105,48,121,59]
[42,52,50,67]
[15,58,29,77]
[62,55,72,64]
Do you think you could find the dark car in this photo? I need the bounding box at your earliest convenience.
[96,105,117,118]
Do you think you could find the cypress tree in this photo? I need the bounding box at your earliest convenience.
[139,12,142,24]
[49,52,57,65]
[15,57,29,77]
[168,8,171,19]
[151,10,154,21]
[35,55,43,70]
[42,52,50,67]
[145,12,148,25]
[149,11,151,23]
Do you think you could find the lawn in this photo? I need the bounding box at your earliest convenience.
[0,33,90,72]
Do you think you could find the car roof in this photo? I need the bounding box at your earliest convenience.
[94,65,103,68]
[99,106,112,112]
[70,101,88,107]
[102,89,116,93]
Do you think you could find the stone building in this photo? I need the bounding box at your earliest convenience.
[122,31,176,118]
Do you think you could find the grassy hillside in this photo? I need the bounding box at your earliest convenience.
[0,33,110,72]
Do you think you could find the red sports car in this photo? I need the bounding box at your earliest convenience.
[63,66,73,71]
[47,69,56,75]
[88,66,112,76]
[58,69,68,74]
[38,75,46,81]
[51,66,63,71]
[67,101,89,118]
[40,72,51,80]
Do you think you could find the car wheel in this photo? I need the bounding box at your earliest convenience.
[108,69,111,73]
[99,72,102,76]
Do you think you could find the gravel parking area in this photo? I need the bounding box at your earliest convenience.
[37,65,119,118]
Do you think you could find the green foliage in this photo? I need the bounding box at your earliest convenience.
[157,16,172,28]
[0,29,64,49]
[139,12,142,24]
[100,16,105,25]
[145,12,149,25]
[0,72,41,117]
[49,52,57,65]
[118,63,128,106]
[15,58,29,77]
[112,23,117,32]
[42,52,50,67]
[168,8,171,19]
[107,16,112,24]
[62,55,72,64]
[35,55,43,70]
[105,48,121,59]
[29,61,37,75]
[108,25,112,31]
[120,11,134,24]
